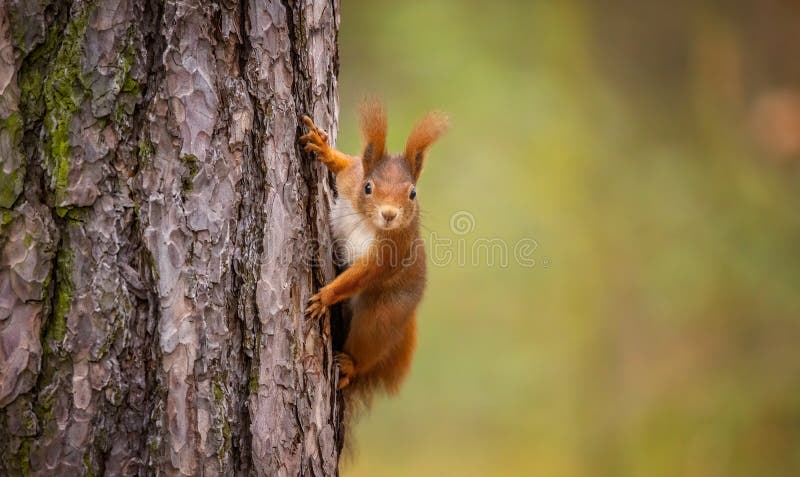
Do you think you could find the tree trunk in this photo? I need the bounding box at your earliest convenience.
[0,0,343,475]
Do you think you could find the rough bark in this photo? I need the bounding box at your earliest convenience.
[0,0,343,475]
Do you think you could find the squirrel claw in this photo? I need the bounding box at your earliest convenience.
[300,116,329,146]
[303,143,322,154]
[334,352,355,390]
[301,115,317,131]
[305,293,329,320]
[299,115,331,161]
[337,375,351,390]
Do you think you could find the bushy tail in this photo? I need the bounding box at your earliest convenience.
[338,318,418,457]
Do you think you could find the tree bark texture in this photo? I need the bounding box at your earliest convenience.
[0,0,343,475]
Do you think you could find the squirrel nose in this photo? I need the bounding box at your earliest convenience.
[381,209,398,222]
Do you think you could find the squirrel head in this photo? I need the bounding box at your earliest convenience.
[356,99,448,231]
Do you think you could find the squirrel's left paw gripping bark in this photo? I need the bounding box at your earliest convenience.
[305,291,329,321]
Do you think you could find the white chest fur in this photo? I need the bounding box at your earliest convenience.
[330,196,376,265]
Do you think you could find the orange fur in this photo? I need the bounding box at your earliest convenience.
[405,111,449,180]
[299,106,445,406]
[358,99,388,175]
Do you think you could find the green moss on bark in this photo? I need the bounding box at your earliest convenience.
[30,242,76,450]
[18,439,31,475]
[32,349,58,427]
[46,245,74,348]
[219,418,231,462]
[41,8,90,206]
[111,39,141,124]
[211,375,232,462]
[137,138,154,167]
[180,154,199,193]
[119,41,140,97]
[248,366,259,394]
[83,450,95,477]
[213,382,224,403]
[1,112,23,137]
[18,20,64,121]
[0,209,14,226]
[0,112,25,208]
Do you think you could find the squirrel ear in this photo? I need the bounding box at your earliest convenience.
[404,111,449,181]
[359,98,388,175]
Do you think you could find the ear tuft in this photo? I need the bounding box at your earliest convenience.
[405,111,449,181]
[359,98,388,174]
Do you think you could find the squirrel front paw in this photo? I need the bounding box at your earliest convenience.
[334,352,355,390]
[305,291,329,320]
[300,116,330,157]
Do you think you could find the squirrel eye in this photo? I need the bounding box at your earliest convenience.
[364,182,372,195]
[409,188,417,200]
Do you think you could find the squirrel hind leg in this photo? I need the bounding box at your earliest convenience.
[335,352,356,390]
[366,317,418,395]
[340,315,418,400]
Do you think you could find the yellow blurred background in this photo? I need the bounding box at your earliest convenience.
[335,1,800,476]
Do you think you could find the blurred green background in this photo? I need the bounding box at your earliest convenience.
[335,1,800,476]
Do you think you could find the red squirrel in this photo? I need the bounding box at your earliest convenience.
[300,100,448,397]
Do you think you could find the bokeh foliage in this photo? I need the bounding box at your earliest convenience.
[337,1,800,476]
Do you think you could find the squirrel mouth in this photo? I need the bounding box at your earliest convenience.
[375,217,401,230]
